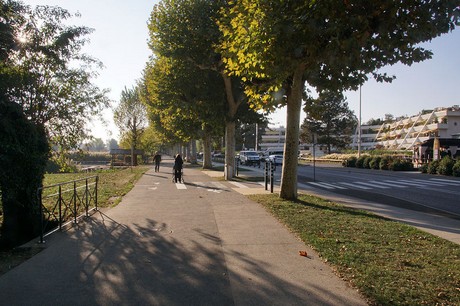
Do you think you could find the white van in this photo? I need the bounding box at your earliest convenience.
[239,150,261,166]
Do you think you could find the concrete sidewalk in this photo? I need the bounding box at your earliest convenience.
[0,163,367,305]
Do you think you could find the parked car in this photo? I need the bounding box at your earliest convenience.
[239,150,260,166]
[269,154,283,165]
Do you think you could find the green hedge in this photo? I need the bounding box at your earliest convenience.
[343,155,413,171]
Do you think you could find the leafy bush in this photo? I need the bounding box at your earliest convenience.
[356,156,366,168]
[453,160,460,177]
[427,160,440,174]
[389,159,413,171]
[369,156,381,170]
[419,163,429,174]
[343,156,357,167]
[379,156,392,170]
[363,156,372,169]
[437,156,455,176]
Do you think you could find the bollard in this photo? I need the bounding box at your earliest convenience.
[264,161,269,190]
[235,157,239,176]
[38,188,45,244]
[270,161,274,193]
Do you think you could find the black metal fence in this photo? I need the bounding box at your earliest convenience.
[37,176,98,243]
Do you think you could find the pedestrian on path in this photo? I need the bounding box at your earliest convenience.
[153,151,162,172]
[173,153,183,183]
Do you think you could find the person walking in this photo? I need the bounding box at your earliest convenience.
[153,151,162,172]
[173,154,183,183]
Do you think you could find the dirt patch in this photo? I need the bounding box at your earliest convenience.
[0,246,44,277]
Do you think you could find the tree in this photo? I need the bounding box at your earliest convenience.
[219,0,459,199]
[6,4,110,151]
[142,53,226,170]
[1,1,109,247]
[0,1,48,248]
[107,138,119,150]
[114,86,147,166]
[366,118,384,126]
[85,137,106,152]
[148,0,263,179]
[300,91,357,154]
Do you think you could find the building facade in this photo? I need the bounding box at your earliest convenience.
[352,106,460,150]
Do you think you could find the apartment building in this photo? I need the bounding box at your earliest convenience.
[259,126,286,151]
[352,106,460,150]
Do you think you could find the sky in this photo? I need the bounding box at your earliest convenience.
[22,0,460,140]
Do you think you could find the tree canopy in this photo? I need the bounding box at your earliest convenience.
[147,0,264,177]
[301,91,357,154]
[219,0,460,199]
[5,4,110,150]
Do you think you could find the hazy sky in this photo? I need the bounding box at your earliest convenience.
[22,0,460,140]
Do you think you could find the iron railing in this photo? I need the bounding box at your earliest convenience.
[37,176,98,243]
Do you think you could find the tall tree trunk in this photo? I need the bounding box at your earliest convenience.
[190,140,197,164]
[202,130,213,169]
[222,74,240,180]
[224,121,236,179]
[185,142,191,162]
[280,65,305,200]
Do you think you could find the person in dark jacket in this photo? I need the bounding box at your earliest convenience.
[173,154,183,183]
[153,151,161,172]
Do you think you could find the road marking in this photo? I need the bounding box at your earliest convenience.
[309,182,336,190]
[368,180,406,188]
[175,183,187,189]
[211,182,227,189]
[352,181,389,189]
[229,181,249,188]
[339,182,371,190]
[430,178,460,185]
[321,182,347,189]
[410,179,447,186]
[384,180,420,187]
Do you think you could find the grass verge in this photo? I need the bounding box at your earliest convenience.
[249,193,460,306]
[43,166,149,208]
[0,166,149,276]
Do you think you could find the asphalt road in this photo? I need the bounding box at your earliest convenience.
[297,163,460,220]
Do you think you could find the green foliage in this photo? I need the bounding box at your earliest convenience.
[342,156,357,167]
[219,0,459,199]
[114,85,147,151]
[453,160,460,177]
[355,156,366,168]
[389,158,413,171]
[6,4,110,150]
[369,156,381,170]
[363,156,372,169]
[419,163,429,174]
[427,160,440,174]
[437,156,455,176]
[379,156,392,170]
[301,91,357,153]
[0,100,49,249]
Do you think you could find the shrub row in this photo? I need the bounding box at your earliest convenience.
[419,156,460,177]
[343,155,413,171]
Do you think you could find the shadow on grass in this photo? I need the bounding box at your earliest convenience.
[285,195,391,222]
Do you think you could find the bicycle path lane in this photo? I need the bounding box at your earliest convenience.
[0,163,367,305]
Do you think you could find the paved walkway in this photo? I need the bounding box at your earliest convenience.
[0,161,367,305]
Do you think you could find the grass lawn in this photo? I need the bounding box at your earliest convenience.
[43,166,149,208]
[249,193,460,306]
